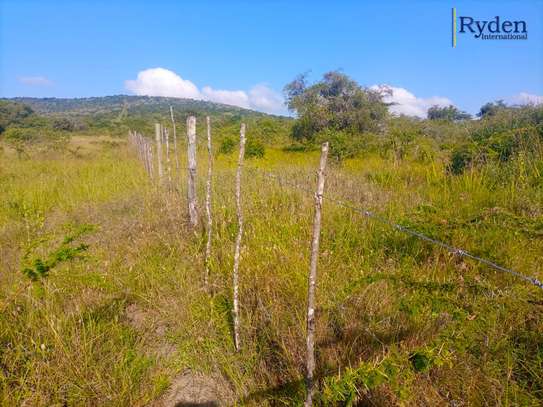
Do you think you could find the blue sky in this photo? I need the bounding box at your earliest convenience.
[1,0,542,116]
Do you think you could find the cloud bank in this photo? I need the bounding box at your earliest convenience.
[125,68,286,115]
[125,70,541,118]
[509,92,543,106]
[17,76,53,86]
[371,84,452,118]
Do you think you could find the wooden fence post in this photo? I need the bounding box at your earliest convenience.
[204,116,213,289]
[186,116,199,227]
[170,106,180,179]
[305,142,329,407]
[164,127,172,189]
[140,133,149,176]
[232,123,246,352]
[155,123,163,183]
[148,142,154,180]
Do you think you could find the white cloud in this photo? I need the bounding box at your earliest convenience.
[509,92,543,106]
[125,67,200,99]
[248,84,285,113]
[201,86,250,109]
[125,68,286,115]
[371,84,453,118]
[17,76,53,86]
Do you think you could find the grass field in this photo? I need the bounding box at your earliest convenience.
[1,133,542,406]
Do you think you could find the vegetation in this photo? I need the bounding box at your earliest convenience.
[284,71,388,143]
[427,104,471,121]
[478,100,508,118]
[0,90,542,405]
[0,100,35,133]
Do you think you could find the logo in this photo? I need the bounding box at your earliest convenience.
[452,8,528,47]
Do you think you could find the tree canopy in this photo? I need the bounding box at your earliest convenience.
[0,100,34,133]
[427,105,471,121]
[283,71,388,141]
[477,100,507,118]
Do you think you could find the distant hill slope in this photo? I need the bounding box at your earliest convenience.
[1,95,292,142]
[5,95,280,119]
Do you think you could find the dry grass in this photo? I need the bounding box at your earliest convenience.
[0,135,542,406]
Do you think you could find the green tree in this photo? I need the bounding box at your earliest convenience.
[477,100,507,118]
[52,117,75,131]
[0,100,34,133]
[283,71,388,141]
[427,105,471,121]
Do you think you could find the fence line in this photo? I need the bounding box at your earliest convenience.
[127,133,543,292]
[129,124,541,407]
[254,169,543,291]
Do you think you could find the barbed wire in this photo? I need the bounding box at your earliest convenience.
[128,134,543,291]
[254,169,543,291]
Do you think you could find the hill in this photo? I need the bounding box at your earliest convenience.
[0,96,293,143]
[6,95,277,118]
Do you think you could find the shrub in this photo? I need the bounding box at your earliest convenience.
[448,144,475,175]
[219,136,236,155]
[52,117,75,132]
[245,138,265,159]
[0,100,34,133]
[2,127,38,143]
[316,128,363,161]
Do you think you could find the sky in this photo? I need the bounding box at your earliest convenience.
[1,0,542,117]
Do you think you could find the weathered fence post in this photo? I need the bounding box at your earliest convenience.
[170,106,180,178]
[140,133,149,176]
[305,142,329,407]
[147,142,154,180]
[204,116,213,289]
[232,123,246,352]
[155,123,163,183]
[164,127,172,189]
[186,116,199,227]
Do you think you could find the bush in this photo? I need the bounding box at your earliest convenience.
[51,117,87,132]
[282,142,313,152]
[448,144,475,175]
[52,118,76,132]
[0,100,34,133]
[2,127,38,143]
[316,129,363,161]
[245,138,265,159]
[219,136,236,155]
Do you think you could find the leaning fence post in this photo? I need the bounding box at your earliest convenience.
[232,123,246,352]
[204,116,213,289]
[186,116,199,227]
[305,141,329,407]
[155,123,163,184]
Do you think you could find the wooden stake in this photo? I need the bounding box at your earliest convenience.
[186,116,199,227]
[155,123,163,183]
[141,133,149,176]
[232,123,246,352]
[204,116,213,289]
[305,142,329,407]
[170,106,180,179]
[164,127,172,189]
[148,143,154,180]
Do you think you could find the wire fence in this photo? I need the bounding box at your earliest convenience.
[255,169,543,291]
[130,127,543,292]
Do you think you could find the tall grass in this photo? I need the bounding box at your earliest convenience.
[0,135,541,405]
